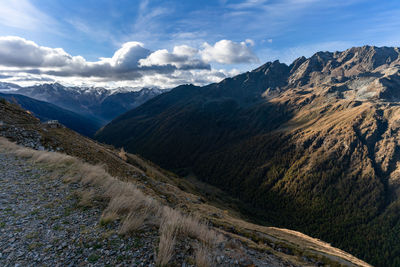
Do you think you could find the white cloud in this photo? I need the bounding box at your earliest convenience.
[245,39,255,46]
[0,36,248,88]
[0,37,165,79]
[227,0,269,10]
[173,45,199,57]
[0,36,77,67]
[100,42,150,69]
[200,40,259,64]
[139,45,209,70]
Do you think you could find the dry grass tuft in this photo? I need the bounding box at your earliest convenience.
[156,206,181,266]
[195,245,213,267]
[100,211,119,226]
[119,209,149,234]
[180,214,224,247]
[156,207,180,266]
[118,147,128,161]
[0,138,22,151]
[78,164,109,186]
[225,238,241,250]
[156,229,176,266]
[77,189,96,208]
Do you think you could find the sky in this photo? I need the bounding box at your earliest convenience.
[0,0,399,89]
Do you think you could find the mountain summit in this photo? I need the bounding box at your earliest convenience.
[96,46,400,266]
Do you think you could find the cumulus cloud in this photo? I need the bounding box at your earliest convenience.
[173,45,198,57]
[0,37,208,80]
[0,36,77,67]
[101,42,150,69]
[0,36,256,88]
[200,40,259,64]
[139,45,210,70]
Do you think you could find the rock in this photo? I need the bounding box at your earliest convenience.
[239,258,253,266]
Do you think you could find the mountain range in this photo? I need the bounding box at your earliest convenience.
[0,92,102,137]
[0,82,163,123]
[0,88,371,267]
[96,45,400,266]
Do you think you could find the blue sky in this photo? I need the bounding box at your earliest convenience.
[0,0,399,88]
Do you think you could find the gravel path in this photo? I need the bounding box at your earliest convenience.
[0,152,157,266]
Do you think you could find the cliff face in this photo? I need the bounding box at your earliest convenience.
[96,46,400,266]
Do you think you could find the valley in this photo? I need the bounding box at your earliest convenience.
[1,1,399,266]
[96,46,400,266]
[0,90,370,266]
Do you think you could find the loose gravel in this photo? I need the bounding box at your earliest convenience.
[0,152,158,266]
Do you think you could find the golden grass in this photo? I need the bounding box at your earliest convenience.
[156,229,176,266]
[179,215,223,247]
[119,208,149,234]
[153,206,225,265]
[76,189,96,208]
[100,211,119,226]
[268,227,373,267]
[156,206,180,266]
[195,245,213,267]
[118,147,128,162]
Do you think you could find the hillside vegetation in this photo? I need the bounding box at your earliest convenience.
[96,46,400,266]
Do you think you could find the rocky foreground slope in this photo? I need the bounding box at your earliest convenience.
[0,152,158,266]
[96,46,400,266]
[0,96,370,266]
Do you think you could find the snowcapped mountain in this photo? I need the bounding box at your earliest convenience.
[0,82,164,123]
[0,82,22,92]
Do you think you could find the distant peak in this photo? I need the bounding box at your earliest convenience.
[289,56,307,73]
[253,60,288,73]
[50,82,64,88]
